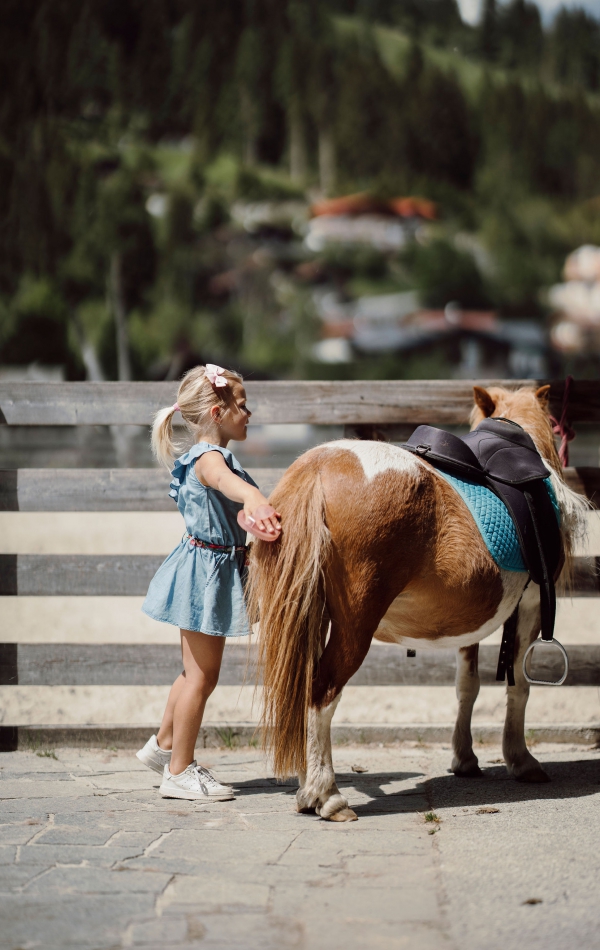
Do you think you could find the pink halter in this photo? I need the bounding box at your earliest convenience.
[550,375,575,468]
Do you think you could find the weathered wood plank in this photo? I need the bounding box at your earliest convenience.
[350,643,600,687]
[2,642,598,687]
[0,382,177,426]
[2,379,600,426]
[1,465,597,511]
[0,468,285,511]
[0,554,597,595]
[0,643,255,686]
[0,554,164,595]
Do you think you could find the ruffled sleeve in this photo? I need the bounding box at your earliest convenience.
[168,443,252,504]
[168,457,185,504]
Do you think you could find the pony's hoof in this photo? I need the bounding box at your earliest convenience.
[451,754,483,778]
[514,765,551,783]
[452,763,484,778]
[296,804,316,814]
[327,807,358,822]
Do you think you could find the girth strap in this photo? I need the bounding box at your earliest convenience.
[524,489,556,642]
[496,604,519,686]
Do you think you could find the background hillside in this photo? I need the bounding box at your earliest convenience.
[3,0,600,381]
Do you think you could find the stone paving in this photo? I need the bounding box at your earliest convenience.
[0,742,599,950]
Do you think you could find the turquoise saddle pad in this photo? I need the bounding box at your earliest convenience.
[436,471,558,573]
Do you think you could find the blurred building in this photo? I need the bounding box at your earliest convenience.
[548,245,600,353]
[305,194,437,252]
[313,293,547,377]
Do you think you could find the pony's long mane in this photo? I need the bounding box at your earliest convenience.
[470,385,589,591]
[542,462,589,592]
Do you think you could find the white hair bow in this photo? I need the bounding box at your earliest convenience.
[205,364,227,388]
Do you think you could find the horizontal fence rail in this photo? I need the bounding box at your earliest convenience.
[2,643,599,687]
[0,554,597,596]
[0,467,597,511]
[0,469,285,511]
[0,554,164,596]
[2,379,600,426]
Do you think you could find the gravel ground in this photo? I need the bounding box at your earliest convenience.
[0,742,599,950]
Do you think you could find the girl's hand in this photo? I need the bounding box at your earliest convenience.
[244,502,281,537]
[239,502,281,541]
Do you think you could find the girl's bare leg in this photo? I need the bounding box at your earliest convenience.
[156,673,186,751]
[168,630,225,776]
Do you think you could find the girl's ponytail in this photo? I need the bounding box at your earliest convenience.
[152,404,178,469]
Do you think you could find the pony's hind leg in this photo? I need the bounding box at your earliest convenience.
[296,693,357,821]
[451,644,483,777]
[503,584,550,783]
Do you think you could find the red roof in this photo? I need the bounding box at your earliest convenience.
[407,310,497,331]
[310,193,437,220]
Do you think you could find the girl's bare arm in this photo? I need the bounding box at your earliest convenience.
[195,451,280,534]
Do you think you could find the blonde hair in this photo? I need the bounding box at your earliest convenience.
[151,364,243,469]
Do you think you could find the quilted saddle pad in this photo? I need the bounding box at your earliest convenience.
[435,470,526,572]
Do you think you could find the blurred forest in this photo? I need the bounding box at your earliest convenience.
[4,0,600,381]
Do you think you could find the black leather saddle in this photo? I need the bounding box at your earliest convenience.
[402,418,563,685]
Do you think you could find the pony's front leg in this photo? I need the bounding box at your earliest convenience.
[503,583,550,783]
[451,644,483,777]
[296,693,357,822]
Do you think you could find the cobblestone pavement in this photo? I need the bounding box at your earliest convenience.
[0,743,599,950]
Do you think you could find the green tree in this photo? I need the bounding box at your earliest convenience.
[405,65,477,190]
[479,0,500,62]
[498,0,543,71]
[547,7,600,92]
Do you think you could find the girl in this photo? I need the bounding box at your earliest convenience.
[136,364,281,801]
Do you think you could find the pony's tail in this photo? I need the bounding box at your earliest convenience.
[151,405,179,469]
[247,456,331,778]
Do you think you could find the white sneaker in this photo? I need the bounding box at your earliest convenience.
[136,734,172,775]
[160,761,234,801]
[195,764,234,797]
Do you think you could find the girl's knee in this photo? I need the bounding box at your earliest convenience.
[202,668,220,695]
[186,668,220,697]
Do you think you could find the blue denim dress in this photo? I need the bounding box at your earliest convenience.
[142,442,258,636]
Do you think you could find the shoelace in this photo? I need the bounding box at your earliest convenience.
[196,765,229,789]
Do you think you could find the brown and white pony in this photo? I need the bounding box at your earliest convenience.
[248,385,589,821]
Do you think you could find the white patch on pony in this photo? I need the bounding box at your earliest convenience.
[322,439,421,481]
[376,570,529,650]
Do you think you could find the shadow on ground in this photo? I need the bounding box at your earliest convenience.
[226,758,600,818]
[344,759,599,818]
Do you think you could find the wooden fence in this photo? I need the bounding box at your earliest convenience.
[1,379,599,748]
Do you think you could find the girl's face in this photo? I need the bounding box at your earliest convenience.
[220,383,251,442]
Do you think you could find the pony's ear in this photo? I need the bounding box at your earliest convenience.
[473,386,495,418]
[535,384,551,404]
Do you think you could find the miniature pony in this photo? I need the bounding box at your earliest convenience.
[248,385,588,821]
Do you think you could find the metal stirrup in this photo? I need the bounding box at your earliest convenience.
[523,637,569,687]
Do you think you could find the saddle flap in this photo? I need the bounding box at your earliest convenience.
[463,419,550,485]
[401,425,484,481]
[491,480,562,583]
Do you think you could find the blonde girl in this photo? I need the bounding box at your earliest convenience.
[136,364,280,801]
